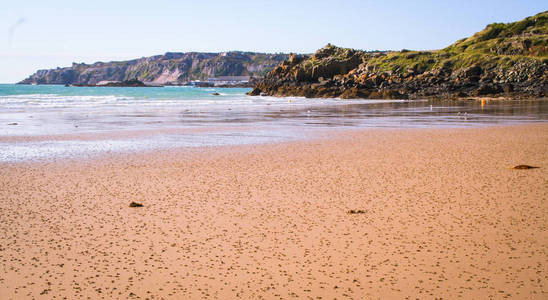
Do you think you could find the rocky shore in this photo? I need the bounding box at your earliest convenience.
[250,11,548,99]
[72,79,153,87]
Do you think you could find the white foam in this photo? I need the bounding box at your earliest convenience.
[0,94,136,108]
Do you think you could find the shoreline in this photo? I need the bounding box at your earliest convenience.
[1,124,547,299]
[12,83,548,101]
[250,90,548,101]
[2,122,547,164]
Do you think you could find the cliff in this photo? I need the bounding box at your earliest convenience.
[19,52,289,85]
[250,11,548,99]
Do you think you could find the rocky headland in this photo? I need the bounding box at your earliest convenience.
[19,52,288,86]
[250,11,548,99]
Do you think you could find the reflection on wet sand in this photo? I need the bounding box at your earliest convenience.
[175,99,548,127]
[0,99,547,162]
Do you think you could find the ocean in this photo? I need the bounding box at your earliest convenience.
[1,84,547,162]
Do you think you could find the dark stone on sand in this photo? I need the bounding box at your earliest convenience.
[347,209,366,214]
[512,165,539,169]
[129,202,144,207]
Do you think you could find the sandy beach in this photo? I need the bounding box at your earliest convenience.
[1,124,547,299]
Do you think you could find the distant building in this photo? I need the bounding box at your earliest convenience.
[186,80,214,87]
[207,76,251,85]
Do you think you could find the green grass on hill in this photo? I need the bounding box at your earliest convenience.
[336,11,548,76]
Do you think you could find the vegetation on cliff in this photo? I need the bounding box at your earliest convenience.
[251,11,548,99]
[19,52,289,85]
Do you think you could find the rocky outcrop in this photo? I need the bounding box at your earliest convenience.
[251,11,548,99]
[19,52,289,85]
[72,79,150,87]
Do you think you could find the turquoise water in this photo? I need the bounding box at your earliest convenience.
[0,84,252,100]
[1,84,547,162]
[0,84,256,109]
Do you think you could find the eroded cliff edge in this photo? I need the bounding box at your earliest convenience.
[19,52,289,86]
[250,12,548,99]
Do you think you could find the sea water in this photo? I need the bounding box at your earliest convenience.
[1,84,547,162]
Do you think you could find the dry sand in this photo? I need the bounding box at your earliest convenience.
[1,124,547,299]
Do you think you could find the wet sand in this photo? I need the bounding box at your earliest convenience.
[1,124,547,299]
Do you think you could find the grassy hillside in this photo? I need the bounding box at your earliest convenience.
[369,11,547,74]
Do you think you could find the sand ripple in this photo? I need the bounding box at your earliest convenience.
[1,125,547,299]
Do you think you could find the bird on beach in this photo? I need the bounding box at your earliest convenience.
[457,112,468,120]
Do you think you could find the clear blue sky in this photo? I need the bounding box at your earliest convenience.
[0,0,546,83]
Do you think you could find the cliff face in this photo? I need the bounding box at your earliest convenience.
[19,52,289,85]
[251,11,548,99]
